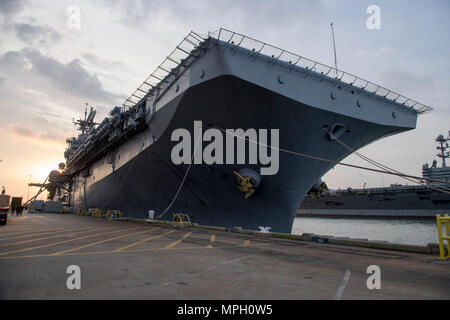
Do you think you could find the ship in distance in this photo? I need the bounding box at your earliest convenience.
[33,28,433,233]
[298,132,450,219]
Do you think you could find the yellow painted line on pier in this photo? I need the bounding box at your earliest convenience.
[1,228,82,240]
[0,227,44,234]
[165,232,192,249]
[113,229,177,252]
[50,228,155,255]
[0,228,137,257]
[0,228,67,239]
[207,235,216,248]
[0,242,271,260]
[0,227,114,248]
[243,240,251,246]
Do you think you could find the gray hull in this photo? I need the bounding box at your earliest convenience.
[298,187,450,219]
[67,36,420,233]
[70,74,413,232]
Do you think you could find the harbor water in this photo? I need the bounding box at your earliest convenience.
[292,217,442,246]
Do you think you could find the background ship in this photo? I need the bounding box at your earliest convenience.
[27,28,432,233]
[298,132,450,219]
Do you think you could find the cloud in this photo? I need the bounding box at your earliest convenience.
[0,49,31,68]
[100,0,322,34]
[10,123,65,144]
[101,0,160,27]
[38,131,64,143]
[82,52,127,71]
[0,48,125,105]
[14,22,62,47]
[379,68,431,92]
[0,0,29,19]
[24,49,124,104]
[11,124,34,138]
[373,46,392,56]
[377,67,450,114]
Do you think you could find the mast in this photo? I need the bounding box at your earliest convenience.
[84,103,88,125]
[330,22,338,77]
[72,103,97,135]
[436,134,450,168]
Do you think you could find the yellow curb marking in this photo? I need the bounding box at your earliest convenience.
[207,235,216,248]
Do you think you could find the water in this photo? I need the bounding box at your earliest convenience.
[292,217,442,246]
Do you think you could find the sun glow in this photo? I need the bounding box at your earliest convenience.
[31,163,59,183]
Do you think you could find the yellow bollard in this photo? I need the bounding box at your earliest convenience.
[172,213,191,224]
[444,214,450,258]
[106,210,123,219]
[437,215,444,259]
[436,214,450,260]
[89,208,104,218]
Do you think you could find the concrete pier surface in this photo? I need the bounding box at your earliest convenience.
[0,213,449,300]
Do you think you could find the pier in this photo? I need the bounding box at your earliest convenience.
[0,213,449,299]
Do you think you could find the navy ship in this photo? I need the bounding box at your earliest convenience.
[298,132,450,219]
[28,29,433,233]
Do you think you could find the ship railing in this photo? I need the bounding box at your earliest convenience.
[210,28,433,115]
[121,31,207,110]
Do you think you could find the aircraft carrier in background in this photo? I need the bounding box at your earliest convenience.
[27,28,433,233]
[298,132,450,219]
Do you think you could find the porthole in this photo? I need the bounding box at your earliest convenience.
[356,100,362,108]
[330,92,336,100]
[175,84,180,92]
[278,75,285,84]
[200,69,205,79]
[392,112,397,119]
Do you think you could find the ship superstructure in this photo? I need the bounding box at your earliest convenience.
[422,132,450,187]
[36,28,433,232]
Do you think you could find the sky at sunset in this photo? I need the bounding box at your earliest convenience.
[0,0,449,201]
